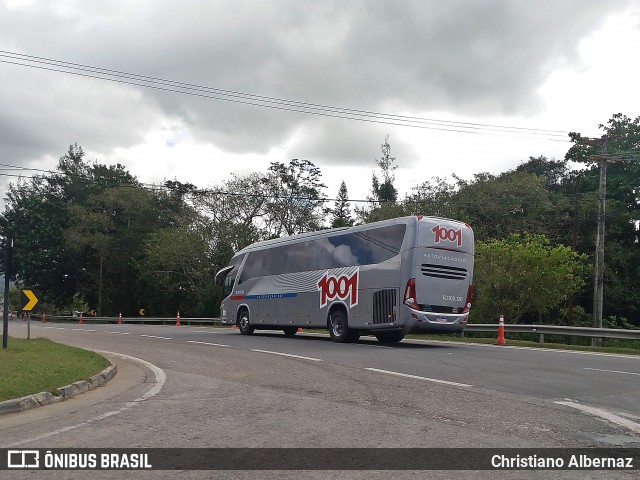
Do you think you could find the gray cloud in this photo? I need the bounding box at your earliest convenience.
[0,0,632,175]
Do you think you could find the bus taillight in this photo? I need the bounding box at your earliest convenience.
[462,285,473,313]
[403,278,419,310]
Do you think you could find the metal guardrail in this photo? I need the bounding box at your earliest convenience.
[17,315,220,325]
[464,323,640,342]
[12,315,640,343]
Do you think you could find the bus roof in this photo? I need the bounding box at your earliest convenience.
[234,216,469,256]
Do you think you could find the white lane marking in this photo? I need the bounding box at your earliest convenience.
[555,401,640,434]
[251,349,323,362]
[5,351,166,447]
[187,340,229,347]
[365,368,473,388]
[106,331,130,335]
[139,334,173,340]
[584,367,640,377]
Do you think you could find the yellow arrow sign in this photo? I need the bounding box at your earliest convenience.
[139,308,145,316]
[20,289,39,311]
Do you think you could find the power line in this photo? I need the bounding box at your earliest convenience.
[0,50,570,141]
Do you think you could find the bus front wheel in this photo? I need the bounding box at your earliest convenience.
[329,310,359,343]
[238,310,254,335]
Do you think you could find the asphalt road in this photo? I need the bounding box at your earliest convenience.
[1,320,639,479]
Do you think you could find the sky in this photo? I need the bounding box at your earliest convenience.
[1,0,639,208]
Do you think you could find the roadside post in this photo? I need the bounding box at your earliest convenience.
[19,289,40,341]
[496,314,506,346]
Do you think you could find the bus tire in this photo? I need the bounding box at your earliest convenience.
[283,327,297,337]
[329,310,359,343]
[374,331,404,344]
[238,309,254,335]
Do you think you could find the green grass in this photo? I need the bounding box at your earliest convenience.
[405,333,640,355]
[0,337,110,402]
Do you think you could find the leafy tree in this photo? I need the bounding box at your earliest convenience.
[196,173,267,245]
[448,170,572,243]
[357,135,400,223]
[403,176,457,218]
[564,113,640,325]
[262,159,327,236]
[139,226,213,316]
[330,181,354,228]
[0,174,78,306]
[371,135,398,203]
[1,144,189,314]
[0,144,110,306]
[514,156,570,191]
[472,235,588,324]
[65,186,174,315]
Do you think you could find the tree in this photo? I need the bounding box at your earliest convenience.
[0,174,78,306]
[139,225,216,316]
[65,185,186,315]
[446,170,572,243]
[472,235,588,324]
[357,135,401,223]
[0,144,190,314]
[403,176,457,218]
[330,181,354,228]
[262,159,327,237]
[564,113,640,327]
[371,135,398,203]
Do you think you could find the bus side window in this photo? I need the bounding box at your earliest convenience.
[364,224,406,264]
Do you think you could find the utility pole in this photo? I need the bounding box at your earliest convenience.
[584,135,620,346]
[3,238,12,349]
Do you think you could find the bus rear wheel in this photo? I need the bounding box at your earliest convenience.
[374,331,404,344]
[329,310,360,343]
[282,327,298,337]
[238,310,254,335]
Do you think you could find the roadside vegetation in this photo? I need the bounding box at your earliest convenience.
[0,338,109,402]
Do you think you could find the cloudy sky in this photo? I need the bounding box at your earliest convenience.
[1,0,639,207]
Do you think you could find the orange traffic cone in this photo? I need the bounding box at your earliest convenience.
[176,311,181,326]
[41,313,46,323]
[496,314,506,345]
[79,313,84,325]
[232,324,237,329]
[118,313,123,325]
[297,327,303,332]
[22,313,27,321]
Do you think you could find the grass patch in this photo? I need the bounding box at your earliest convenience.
[405,333,640,355]
[0,337,110,402]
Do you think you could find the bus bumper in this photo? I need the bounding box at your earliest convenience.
[403,308,468,333]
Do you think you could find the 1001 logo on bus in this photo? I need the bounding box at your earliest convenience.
[317,270,359,308]
[432,225,463,247]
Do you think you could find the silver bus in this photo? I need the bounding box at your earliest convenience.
[215,216,474,343]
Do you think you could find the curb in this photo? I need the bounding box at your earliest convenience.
[0,363,117,416]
